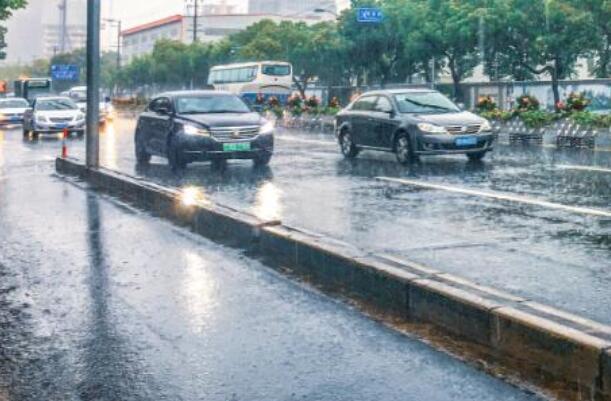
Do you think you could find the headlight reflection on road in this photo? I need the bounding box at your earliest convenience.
[253,181,283,222]
[180,186,208,207]
[101,122,117,169]
[182,251,217,332]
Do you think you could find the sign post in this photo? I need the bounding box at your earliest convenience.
[86,0,101,168]
[356,8,384,23]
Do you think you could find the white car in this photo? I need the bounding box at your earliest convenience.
[0,98,30,125]
[23,96,86,138]
[68,86,114,123]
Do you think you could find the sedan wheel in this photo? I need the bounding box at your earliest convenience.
[395,134,415,165]
[340,130,359,159]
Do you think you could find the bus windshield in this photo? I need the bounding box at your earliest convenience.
[262,64,291,76]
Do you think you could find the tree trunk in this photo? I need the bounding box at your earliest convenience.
[551,59,560,111]
[448,58,463,102]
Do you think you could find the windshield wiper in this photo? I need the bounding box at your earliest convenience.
[402,99,456,112]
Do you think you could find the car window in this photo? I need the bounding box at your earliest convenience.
[35,98,78,111]
[0,99,28,108]
[352,96,377,111]
[149,98,171,113]
[394,92,460,114]
[175,95,251,114]
[262,64,291,76]
[375,97,394,113]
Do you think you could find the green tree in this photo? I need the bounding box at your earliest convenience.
[0,0,27,59]
[495,0,592,108]
[574,0,610,78]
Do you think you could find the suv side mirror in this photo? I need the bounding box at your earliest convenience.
[157,106,171,115]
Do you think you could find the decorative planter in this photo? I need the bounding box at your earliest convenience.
[553,120,597,149]
[505,118,545,144]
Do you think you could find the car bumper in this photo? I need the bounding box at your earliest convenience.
[0,117,24,124]
[34,122,86,133]
[416,132,495,155]
[178,133,274,161]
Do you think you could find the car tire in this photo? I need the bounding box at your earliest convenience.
[22,127,30,138]
[253,152,272,167]
[467,151,487,162]
[167,136,187,171]
[395,132,416,165]
[135,131,151,165]
[339,129,359,159]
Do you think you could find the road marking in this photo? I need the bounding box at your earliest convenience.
[377,176,611,218]
[277,135,337,147]
[556,164,611,174]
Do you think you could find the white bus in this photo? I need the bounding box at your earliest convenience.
[207,61,293,106]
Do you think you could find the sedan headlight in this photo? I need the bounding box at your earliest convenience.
[417,123,447,134]
[480,120,492,132]
[259,120,275,135]
[183,124,210,137]
[76,112,85,121]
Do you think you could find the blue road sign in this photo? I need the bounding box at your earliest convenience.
[51,64,80,81]
[357,8,384,23]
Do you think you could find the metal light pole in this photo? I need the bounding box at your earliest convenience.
[103,18,122,69]
[86,0,101,168]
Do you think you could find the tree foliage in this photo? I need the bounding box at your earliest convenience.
[0,0,26,59]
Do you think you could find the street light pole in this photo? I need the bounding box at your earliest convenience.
[86,0,101,168]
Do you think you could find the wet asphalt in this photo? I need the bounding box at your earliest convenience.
[0,125,546,400]
[60,116,610,325]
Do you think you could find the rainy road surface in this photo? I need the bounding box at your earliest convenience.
[0,127,545,400]
[58,115,610,325]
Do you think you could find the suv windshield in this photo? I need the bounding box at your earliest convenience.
[0,99,28,108]
[262,64,291,76]
[36,98,78,111]
[394,92,460,114]
[176,95,251,114]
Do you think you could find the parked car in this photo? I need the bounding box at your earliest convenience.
[67,86,114,123]
[0,97,30,125]
[134,90,275,170]
[23,96,85,138]
[335,89,495,164]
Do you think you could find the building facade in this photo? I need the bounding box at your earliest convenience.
[248,0,338,16]
[121,13,320,64]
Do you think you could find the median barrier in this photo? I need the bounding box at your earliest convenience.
[55,156,611,401]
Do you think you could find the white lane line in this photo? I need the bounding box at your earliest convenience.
[277,135,337,147]
[377,176,611,218]
[556,164,611,174]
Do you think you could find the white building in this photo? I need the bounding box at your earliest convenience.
[2,0,87,63]
[121,13,321,64]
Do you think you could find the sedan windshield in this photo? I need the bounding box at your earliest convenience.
[394,92,460,114]
[0,99,28,108]
[36,98,78,111]
[176,95,251,114]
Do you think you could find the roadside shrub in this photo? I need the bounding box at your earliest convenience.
[515,94,540,112]
[287,93,304,117]
[479,109,513,122]
[476,95,497,112]
[569,111,611,128]
[519,110,555,128]
[563,92,591,112]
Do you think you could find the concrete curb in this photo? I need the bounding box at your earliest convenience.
[56,157,611,400]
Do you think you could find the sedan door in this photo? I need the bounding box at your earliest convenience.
[370,96,400,149]
[350,95,378,146]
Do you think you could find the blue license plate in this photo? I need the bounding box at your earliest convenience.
[455,136,478,146]
[10,116,20,121]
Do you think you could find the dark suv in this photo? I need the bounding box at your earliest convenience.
[335,89,494,164]
[135,91,274,170]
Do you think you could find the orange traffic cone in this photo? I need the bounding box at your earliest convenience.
[61,128,69,158]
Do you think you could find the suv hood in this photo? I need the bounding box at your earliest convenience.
[179,112,263,128]
[411,111,484,126]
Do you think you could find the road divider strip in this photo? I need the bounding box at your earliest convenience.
[55,157,611,401]
[556,164,611,174]
[377,176,611,218]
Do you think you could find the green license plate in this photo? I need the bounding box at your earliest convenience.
[223,142,251,152]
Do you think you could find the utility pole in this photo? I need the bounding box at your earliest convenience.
[193,0,198,43]
[59,0,68,53]
[86,0,101,168]
[116,20,122,69]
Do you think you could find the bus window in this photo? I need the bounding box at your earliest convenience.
[229,68,239,83]
[247,67,258,80]
[262,64,291,76]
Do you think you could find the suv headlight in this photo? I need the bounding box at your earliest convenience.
[417,123,447,134]
[183,124,210,137]
[260,120,275,135]
[480,120,492,132]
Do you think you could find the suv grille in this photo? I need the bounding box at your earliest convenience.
[210,126,260,141]
[50,117,73,123]
[446,125,481,135]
